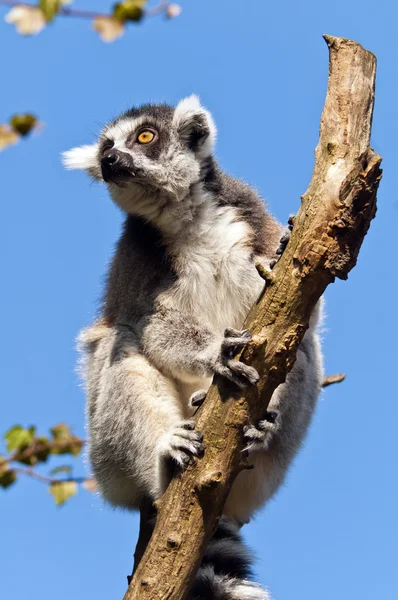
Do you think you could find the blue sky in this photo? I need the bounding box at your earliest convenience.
[1,1,397,598]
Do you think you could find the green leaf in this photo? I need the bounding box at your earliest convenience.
[38,0,60,22]
[69,441,83,457]
[49,481,77,506]
[50,465,72,476]
[0,469,17,489]
[50,439,83,457]
[4,425,34,453]
[9,114,37,136]
[112,0,146,23]
[50,423,71,441]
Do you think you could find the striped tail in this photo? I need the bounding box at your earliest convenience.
[189,517,270,600]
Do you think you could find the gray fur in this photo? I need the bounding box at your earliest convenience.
[65,95,323,598]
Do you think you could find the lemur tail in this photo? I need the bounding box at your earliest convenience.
[189,517,270,600]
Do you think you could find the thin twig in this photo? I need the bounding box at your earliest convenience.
[13,467,88,485]
[5,437,85,465]
[322,373,346,388]
[0,0,171,20]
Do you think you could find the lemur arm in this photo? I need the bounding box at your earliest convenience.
[82,324,204,504]
[140,308,259,389]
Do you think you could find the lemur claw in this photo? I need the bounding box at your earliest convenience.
[160,419,204,469]
[189,389,207,409]
[243,410,281,452]
[215,328,259,389]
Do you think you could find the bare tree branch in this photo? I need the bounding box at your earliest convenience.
[12,466,88,486]
[322,373,346,388]
[120,35,382,600]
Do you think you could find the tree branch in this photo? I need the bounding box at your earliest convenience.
[322,373,346,388]
[124,35,382,600]
[12,466,88,486]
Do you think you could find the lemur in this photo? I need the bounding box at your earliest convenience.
[63,96,323,600]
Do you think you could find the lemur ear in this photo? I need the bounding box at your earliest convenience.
[173,95,217,157]
[62,143,99,170]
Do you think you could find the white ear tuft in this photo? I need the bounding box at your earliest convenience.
[62,143,99,170]
[173,95,217,156]
[174,94,202,117]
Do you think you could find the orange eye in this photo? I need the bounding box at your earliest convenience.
[102,144,113,156]
[137,130,155,144]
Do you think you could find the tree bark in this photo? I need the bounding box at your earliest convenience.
[123,35,382,600]
[322,373,346,388]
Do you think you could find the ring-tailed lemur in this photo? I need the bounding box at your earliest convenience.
[63,96,323,600]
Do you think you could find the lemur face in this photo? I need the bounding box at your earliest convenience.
[63,96,217,209]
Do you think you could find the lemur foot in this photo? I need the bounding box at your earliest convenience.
[269,215,294,270]
[215,328,259,389]
[160,420,204,469]
[189,389,207,409]
[243,410,281,452]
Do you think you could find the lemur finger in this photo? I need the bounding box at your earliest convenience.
[222,335,252,352]
[224,328,251,340]
[216,361,259,388]
[172,426,203,443]
[179,419,195,431]
[271,216,295,269]
[276,232,291,255]
[222,329,252,359]
[275,227,292,256]
[167,447,191,468]
[189,389,207,409]
[165,421,205,469]
[227,360,260,386]
[170,437,204,456]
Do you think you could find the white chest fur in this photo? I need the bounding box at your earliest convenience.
[162,203,264,333]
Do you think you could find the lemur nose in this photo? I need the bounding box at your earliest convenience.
[102,150,119,167]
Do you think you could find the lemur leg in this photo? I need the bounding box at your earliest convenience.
[83,325,203,508]
[142,313,259,389]
[243,325,322,455]
[224,328,323,523]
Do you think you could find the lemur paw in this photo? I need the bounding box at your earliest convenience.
[269,215,294,270]
[216,328,259,389]
[243,410,281,452]
[160,420,204,469]
[189,389,207,409]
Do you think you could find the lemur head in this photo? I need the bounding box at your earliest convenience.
[63,95,217,218]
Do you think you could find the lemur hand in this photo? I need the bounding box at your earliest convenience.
[269,215,294,270]
[159,419,204,469]
[212,328,259,389]
[243,410,281,453]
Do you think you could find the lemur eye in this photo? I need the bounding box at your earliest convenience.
[102,143,114,156]
[137,130,155,144]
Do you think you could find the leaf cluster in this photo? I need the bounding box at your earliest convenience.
[0,423,91,505]
[0,113,39,151]
[3,0,182,43]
